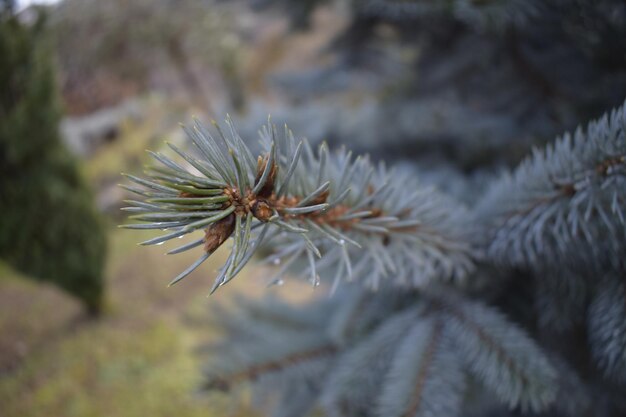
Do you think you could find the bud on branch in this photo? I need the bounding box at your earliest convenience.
[120,117,475,294]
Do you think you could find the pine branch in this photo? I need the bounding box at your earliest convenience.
[588,276,626,383]
[321,307,422,417]
[375,319,465,417]
[121,117,475,292]
[204,344,337,391]
[403,323,441,417]
[200,286,560,416]
[434,292,558,412]
[477,99,626,271]
[201,294,340,400]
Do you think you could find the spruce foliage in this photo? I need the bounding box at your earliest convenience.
[0,8,107,314]
[122,1,626,415]
[123,99,626,415]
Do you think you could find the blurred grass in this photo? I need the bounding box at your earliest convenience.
[81,96,189,189]
[0,228,257,417]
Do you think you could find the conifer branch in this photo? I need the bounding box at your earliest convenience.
[434,293,558,412]
[477,100,626,270]
[403,322,442,417]
[201,295,339,396]
[204,344,337,391]
[121,117,475,292]
[588,276,626,383]
[322,307,422,417]
[374,319,464,417]
[201,287,561,416]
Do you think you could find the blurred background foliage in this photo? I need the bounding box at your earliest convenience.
[50,0,244,115]
[0,0,625,416]
[0,6,106,314]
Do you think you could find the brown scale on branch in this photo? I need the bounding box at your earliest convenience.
[204,214,236,253]
[556,183,577,197]
[596,155,625,176]
[255,154,278,198]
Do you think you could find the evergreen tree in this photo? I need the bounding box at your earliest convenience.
[0,7,107,315]
[122,0,626,415]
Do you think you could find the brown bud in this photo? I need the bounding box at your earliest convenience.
[251,199,273,222]
[256,155,264,174]
[558,183,576,197]
[366,208,383,219]
[254,154,278,198]
[309,190,329,206]
[204,213,236,253]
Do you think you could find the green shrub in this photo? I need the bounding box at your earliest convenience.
[0,8,107,314]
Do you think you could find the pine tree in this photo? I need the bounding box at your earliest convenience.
[0,7,107,314]
[121,0,626,415]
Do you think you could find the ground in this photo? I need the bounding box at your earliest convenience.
[0,228,259,417]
